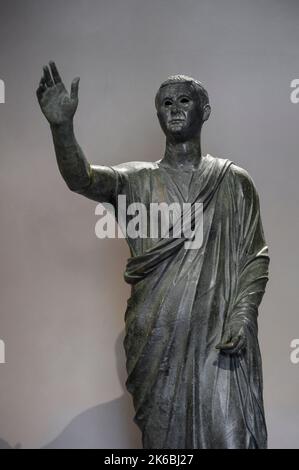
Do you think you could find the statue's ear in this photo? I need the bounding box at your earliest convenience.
[202,104,211,123]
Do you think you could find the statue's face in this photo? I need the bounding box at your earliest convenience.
[157,82,208,142]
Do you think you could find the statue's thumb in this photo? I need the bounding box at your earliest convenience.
[71,77,80,101]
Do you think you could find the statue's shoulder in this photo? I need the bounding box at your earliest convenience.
[204,154,233,174]
[228,162,259,198]
[205,154,229,167]
[111,161,158,176]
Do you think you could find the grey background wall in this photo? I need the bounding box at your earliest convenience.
[0,0,298,449]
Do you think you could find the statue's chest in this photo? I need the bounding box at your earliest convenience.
[133,169,195,206]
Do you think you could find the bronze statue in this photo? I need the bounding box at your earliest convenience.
[37,62,270,449]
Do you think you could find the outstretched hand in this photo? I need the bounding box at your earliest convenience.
[36,61,80,125]
[216,324,246,355]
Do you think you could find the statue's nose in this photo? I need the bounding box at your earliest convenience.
[171,104,179,115]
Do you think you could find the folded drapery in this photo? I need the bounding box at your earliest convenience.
[111,155,269,449]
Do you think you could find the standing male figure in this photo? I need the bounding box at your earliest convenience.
[37,62,270,449]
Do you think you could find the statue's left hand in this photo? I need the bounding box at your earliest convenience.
[216,323,246,355]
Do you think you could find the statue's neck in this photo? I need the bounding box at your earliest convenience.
[162,138,203,170]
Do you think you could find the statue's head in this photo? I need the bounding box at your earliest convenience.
[155,75,211,142]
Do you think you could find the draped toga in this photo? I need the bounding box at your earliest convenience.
[110,154,269,449]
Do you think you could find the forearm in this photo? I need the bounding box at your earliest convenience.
[50,120,91,192]
[229,255,269,332]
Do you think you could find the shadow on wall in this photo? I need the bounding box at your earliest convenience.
[0,440,21,449]
[43,331,142,449]
[0,332,142,449]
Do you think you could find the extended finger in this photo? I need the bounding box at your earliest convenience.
[36,77,47,100]
[43,65,54,87]
[49,61,62,84]
[216,336,241,354]
[36,86,44,101]
[216,341,235,351]
[39,76,47,88]
[70,77,80,101]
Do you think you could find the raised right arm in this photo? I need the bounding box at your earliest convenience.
[37,61,117,204]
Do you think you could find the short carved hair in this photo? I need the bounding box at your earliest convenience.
[155,75,210,110]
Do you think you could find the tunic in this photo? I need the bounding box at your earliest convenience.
[110,155,269,449]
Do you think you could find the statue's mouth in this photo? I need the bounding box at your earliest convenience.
[169,119,185,124]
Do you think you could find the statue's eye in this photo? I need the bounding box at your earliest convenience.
[164,100,172,107]
[180,97,190,104]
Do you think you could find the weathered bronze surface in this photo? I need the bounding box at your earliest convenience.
[37,63,270,449]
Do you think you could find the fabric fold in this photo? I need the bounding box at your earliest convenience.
[111,155,269,449]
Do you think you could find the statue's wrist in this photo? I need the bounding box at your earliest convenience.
[50,120,75,142]
[50,119,74,132]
